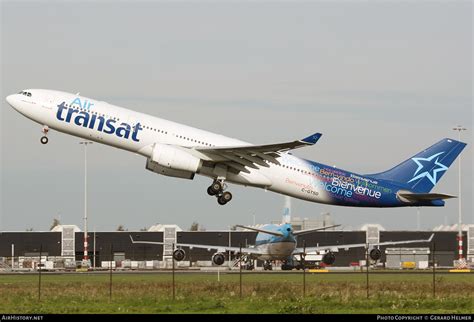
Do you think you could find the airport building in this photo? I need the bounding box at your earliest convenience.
[1,224,473,270]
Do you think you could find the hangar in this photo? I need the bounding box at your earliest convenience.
[1,224,473,270]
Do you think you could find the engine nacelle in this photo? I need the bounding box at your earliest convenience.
[322,251,336,265]
[369,248,382,261]
[173,249,186,261]
[212,252,225,266]
[146,159,195,179]
[149,143,202,174]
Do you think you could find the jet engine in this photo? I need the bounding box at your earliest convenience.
[173,249,186,261]
[322,251,336,265]
[212,252,225,266]
[146,144,202,180]
[369,248,382,261]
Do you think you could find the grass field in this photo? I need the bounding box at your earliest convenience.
[1,272,473,314]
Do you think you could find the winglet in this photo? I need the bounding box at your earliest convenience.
[428,233,434,243]
[301,132,322,145]
[128,235,164,245]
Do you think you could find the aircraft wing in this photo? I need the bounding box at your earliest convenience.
[194,132,322,173]
[293,234,434,254]
[129,235,264,255]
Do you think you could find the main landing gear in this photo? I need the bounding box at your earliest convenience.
[207,179,233,206]
[40,125,49,144]
[243,256,255,271]
[263,261,273,271]
[281,260,294,271]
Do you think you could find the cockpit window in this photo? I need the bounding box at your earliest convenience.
[18,91,32,97]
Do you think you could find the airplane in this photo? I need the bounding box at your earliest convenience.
[6,89,467,206]
[129,216,435,271]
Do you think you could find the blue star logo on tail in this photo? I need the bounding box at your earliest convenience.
[407,152,448,186]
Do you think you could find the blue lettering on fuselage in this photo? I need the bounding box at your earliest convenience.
[56,102,142,142]
[71,97,94,110]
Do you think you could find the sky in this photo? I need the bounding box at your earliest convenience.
[1,1,472,232]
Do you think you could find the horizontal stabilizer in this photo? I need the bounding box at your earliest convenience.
[235,225,284,237]
[397,191,456,203]
[293,224,341,236]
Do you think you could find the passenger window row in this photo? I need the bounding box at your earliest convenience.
[142,125,167,135]
[279,163,312,175]
[174,134,214,147]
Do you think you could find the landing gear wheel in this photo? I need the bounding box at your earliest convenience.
[210,181,222,195]
[40,136,48,144]
[221,191,232,202]
[281,264,293,270]
[207,186,217,196]
[263,261,273,270]
[217,191,232,205]
[217,196,227,205]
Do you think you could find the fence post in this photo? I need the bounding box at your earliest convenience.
[172,243,175,301]
[366,244,369,299]
[109,244,113,300]
[239,243,242,299]
[38,244,42,301]
[303,240,306,297]
[432,242,436,297]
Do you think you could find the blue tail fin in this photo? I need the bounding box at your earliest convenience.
[368,138,466,193]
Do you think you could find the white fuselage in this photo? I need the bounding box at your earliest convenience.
[6,89,329,203]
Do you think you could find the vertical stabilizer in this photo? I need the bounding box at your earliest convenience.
[368,138,466,193]
[282,196,291,224]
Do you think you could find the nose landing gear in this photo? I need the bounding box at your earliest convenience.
[207,179,233,205]
[40,126,49,144]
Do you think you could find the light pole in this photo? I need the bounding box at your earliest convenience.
[416,207,421,231]
[11,244,14,269]
[79,141,93,267]
[228,225,232,269]
[452,126,466,262]
[93,229,96,269]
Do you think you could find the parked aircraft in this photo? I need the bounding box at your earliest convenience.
[129,197,434,270]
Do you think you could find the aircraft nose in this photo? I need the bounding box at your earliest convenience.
[6,94,14,105]
[6,94,17,109]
